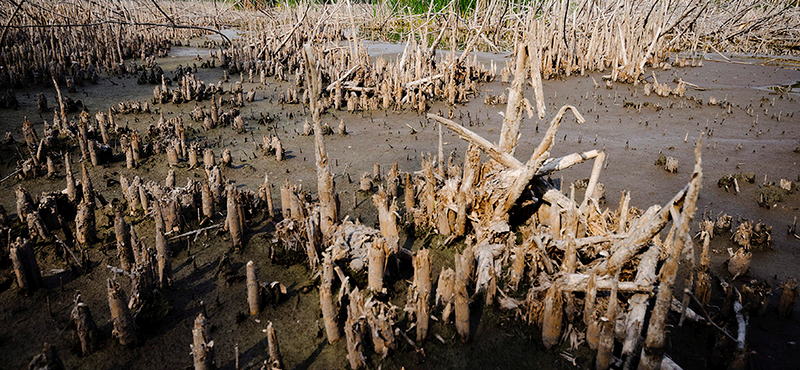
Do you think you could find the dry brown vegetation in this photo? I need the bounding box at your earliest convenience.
[0,0,799,369]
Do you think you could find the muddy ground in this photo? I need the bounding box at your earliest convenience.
[0,43,798,370]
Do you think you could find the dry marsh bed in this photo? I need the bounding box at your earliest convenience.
[0,1,799,370]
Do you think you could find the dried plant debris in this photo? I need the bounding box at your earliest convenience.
[0,1,796,369]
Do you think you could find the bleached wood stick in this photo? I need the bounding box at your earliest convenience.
[498,43,529,153]
[733,299,747,351]
[669,297,705,323]
[496,105,585,217]
[325,65,359,92]
[592,185,688,276]
[640,136,703,370]
[618,191,631,234]
[247,261,260,315]
[404,74,444,89]
[427,113,523,170]
[580,152,606,209]
[552,233,626,251]
[557,273,653,293]
[168,224,222,242]
[536,150,600,175]
[621,244,661,368]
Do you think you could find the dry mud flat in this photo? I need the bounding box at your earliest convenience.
[0,46,798,370]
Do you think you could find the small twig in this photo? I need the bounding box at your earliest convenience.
[4,20,231,44]
[168,224,221,242]
[268,3,311,57]
[0,0,25,46]
[151,0,177,27]
[55,236,83,269]
[687,291,737,342]
[0,169,21,185]
[325,65,359,92]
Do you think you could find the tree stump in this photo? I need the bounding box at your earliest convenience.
[191,313,215,370]
[778,278,797,318]
[413,249,432,342]
[454,252,470,342]
[28,343,66,370]
[107,279,136,346]
[10,238,43,293]
[320,253,340,343]
[246,261,260,315]
[267,322,283,369]
[70,294,98,356]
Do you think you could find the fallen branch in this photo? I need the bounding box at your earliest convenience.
[55,236,82,269]
[0,169,21,185]
[495,105,585,218]
[537,150,600,175]
[325,65,359,92]
[593,184,689,276]
[557,273,654,293]
[687,291,737,342]
[405,74,444,89]
[168,224,221,242]
[427,113,522,169]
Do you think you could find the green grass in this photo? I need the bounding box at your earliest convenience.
[388,0,478,15]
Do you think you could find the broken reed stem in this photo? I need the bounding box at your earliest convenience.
[314,120,338,240]
[541,282,563,350]
[695,232,712,306]
[227,184,243,250]
[596,273,618,370]
[621,244,662,368]
[373,186,399,253]
[71,294,98,356]
[498,42,529,154]
[154,202,171,288]
[640,135,703,370]
[455,145,480,236]
[191,313,214,370]
[581,151,606,209]
[247,261,260,315]
[368,238,387,292]
[454,251,470,342]
[320,253,340,343]
[107,279,136,347]
[115,209,134,272]
[10,238,43,293]
[267,322,283,369]
[413,249,432,343]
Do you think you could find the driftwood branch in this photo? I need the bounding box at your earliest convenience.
[325,65,359,92]
[558,273,653,293]
[427,113,522,169]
